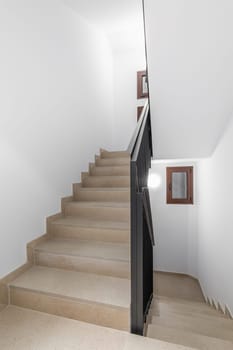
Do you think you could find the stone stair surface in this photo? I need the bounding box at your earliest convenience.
[7,150,131,331]
[147,295,233,349]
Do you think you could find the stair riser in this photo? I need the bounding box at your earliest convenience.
[48,224,130,243]
[34,251,130,279]
[64,205,130,222]
[90,167,130,176]
[96,158,130,167]
[10,287,130,331]
[82,177,130,188]
[74,190,130,202]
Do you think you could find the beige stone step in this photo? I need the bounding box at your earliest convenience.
[90,165,130,176]
[0,306,197,350]
[64,201,130,222]
[9,266,130,331]
[150,314,233,341]
[151,311,233,330]
[34,238,130,278]
[151,298,226,318]
[48,217,130,243]
[147,324,233,350]
[96,157,130,167]
[100,151,129,159]
[74,187,130,202]
[82,175,130,188]
[151,302,227,319]
[153,296,215,312]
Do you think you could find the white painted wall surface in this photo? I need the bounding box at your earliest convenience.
[198,115,233,313]
[113,49,146,149]
[149,161,198,278]
[144,0,233,159]
[0,0,114,278]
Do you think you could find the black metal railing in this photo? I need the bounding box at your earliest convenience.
[128,100,155,335]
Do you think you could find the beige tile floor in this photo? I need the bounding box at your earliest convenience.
[0,306,195,350]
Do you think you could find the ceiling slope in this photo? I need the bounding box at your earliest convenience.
[144,0,233,159]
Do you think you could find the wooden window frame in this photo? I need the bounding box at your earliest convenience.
[166,166,193,204]
[137,70,149,99]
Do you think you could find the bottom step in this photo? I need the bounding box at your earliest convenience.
[147,324,233,350]
[9,266,130,331]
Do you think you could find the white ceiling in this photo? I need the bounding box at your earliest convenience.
[144,0,233,159]
[63,0,145,52]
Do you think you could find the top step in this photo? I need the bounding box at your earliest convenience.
[96,158,130,167]
[100,151,130,159]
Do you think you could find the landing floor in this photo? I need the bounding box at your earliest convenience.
[0,305,194,350]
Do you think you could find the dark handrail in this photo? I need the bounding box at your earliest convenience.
[128,100,149,156]
[142,188,155,245]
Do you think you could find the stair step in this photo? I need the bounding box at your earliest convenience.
[151,302,227,319]
[34,239,130,278]
[150,314,233,341]
[151,298,226,318]
[153,296,215,311]
[82,175,130,188]
[147,324,233,350]
[90,165,130,176]
[151,311,233,330]
[96,158,130,167]
[48,217,129,243]
[100,151,129,159]
[74,187,130,202]
[9,266,130,331]
[64,201,130,221]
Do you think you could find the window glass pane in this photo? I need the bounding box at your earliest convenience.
[172,172,187,199]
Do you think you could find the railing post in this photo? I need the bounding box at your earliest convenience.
[131,191,144,335]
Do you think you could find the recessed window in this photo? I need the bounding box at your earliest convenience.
[166,167,193,204]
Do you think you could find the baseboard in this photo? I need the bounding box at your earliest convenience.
[0,262,32,306]
[27,233,49,263]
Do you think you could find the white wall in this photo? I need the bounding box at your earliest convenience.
[198,115,233,313]
[144,0,233,159]
[0,0,114,278]
[149,161,198,278]
[112,49,146,149]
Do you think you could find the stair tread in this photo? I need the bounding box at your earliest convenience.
[35,238,130,262]
[93,165,129,169]
[147,324,233,350]
[9,266,130,308]
[151,303,227,319]
[151,312,233,328]
[78,187,130,192]
[51,217,129,230]
[150,314,233,340]
[152,299,224,315]
[96,158,130,165]
[100,151,130,158]
[155,296,209,308]
[67,201,130,208]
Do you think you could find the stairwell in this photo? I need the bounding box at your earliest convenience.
[2,146,233,350]
[146,274,233,350]
[5,150,131,331]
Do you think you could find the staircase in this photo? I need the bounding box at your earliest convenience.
[147,294,233,349]
[7,150,131,331]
